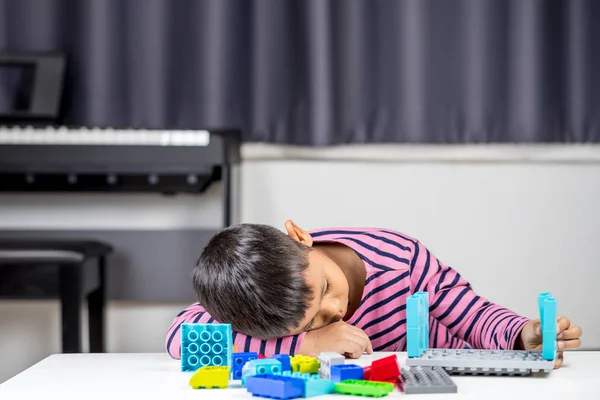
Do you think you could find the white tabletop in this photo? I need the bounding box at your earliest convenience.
[0,351,597,400]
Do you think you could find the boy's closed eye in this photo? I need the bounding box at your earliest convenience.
[303,276,334,332]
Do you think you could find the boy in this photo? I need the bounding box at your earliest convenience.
[166,221,582,368]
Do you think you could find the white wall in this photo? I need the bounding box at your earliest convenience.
[1,144,599,383]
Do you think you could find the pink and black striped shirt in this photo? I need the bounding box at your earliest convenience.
[166,228,530,358]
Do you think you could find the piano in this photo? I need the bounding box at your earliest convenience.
[0,53,242,303]
[0,52,241,225]
[0,126,241,224]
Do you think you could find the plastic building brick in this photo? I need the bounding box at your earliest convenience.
[274,371,336,397]
[246,374,304,400]
[232,352,258,379]
[273,354,292,372]
[406,290,558,374]
[290,355,320,374]
[334,380,394,398]
[418,292,429,353]
[407,292,429,358]
[233,344,238,352]
[406,349,554,375]
[396,376,403,392]
[406,295,420,358]
[278,371,312,378]
[317,352,345,380]
[241,361,253,384]
[401,366,457,394]
[180,323,233,372]
[189,366,230,389]
[241,359,282,386]
[304,375,336,398]
[539,292,557,361]
[363,365,372,380]
[370,354,400,382]
[330,364,365,382]
[258,353,267,359]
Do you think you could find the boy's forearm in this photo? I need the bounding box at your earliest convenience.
[461,304,531,350]
[166,303,306,359]
[235,331,306,356]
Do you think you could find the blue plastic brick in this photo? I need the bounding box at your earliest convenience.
[539,292,557,361]
[273,354,292,372]
[330,364,364,382]
[180,323,232,372]
[278,371,312,378]
[246,374,304,400]
[303,375,335,397]
[418,292,429,353]
[407,295,420,357]
[275,371,335,397]
[407,292,429,358]
[241,359,282,386]
[232,352,258,379]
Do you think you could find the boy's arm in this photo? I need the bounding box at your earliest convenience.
[165,303,306,359]
[409,240,530,350]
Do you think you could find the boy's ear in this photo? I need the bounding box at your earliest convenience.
[285,220,313,247]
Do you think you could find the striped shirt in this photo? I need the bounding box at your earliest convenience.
[165,228,530,358]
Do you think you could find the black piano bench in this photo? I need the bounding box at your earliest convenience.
[0,239,112,353]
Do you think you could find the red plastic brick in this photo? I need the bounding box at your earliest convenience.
[258,354,266,359]
[396,376,404,392]
[370,355,400,382]
[364,365,372,380]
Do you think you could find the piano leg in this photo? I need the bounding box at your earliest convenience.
[87,256,106,353]
[59,265,82,353]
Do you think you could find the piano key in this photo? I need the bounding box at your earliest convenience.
[0,127,211,146]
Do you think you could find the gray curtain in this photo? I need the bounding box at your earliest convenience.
[1,0,599,145]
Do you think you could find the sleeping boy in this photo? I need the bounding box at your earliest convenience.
[166,221,582,368]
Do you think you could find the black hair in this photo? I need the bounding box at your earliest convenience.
[193,223,313,339]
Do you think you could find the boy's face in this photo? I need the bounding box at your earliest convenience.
[289,248,350,334]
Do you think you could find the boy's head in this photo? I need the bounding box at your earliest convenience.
[193,220,349,339]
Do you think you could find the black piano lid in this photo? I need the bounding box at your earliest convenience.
[0,52,66,123]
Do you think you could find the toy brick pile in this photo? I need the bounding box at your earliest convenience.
[182,326,410,398]
[181,291,557,398]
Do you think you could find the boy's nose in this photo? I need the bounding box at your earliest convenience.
[324,298,341,322]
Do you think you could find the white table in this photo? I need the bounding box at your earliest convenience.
[0,352,597,399]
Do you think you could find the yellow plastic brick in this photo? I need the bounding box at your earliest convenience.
[189,366,230,389]
[291,355,320,374]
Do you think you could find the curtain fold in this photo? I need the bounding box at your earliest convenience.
[1,0,599,144]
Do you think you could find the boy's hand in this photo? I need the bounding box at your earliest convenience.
[299,321,373,358]
[518,316,582,368]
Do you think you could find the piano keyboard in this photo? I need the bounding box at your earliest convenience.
[0,126,239,193]
[0,126,211,147]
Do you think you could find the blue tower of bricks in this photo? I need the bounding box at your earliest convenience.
[180,323,233,372]
[538,292,557,361]
[407,291,429,358]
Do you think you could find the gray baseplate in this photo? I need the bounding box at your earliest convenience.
[405,349,554,376]
[401,366,457,394]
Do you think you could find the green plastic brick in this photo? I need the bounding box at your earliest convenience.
[334,380,394,398]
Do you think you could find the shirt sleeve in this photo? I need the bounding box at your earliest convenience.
[409,240,531,350]
[165,303,306,359]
